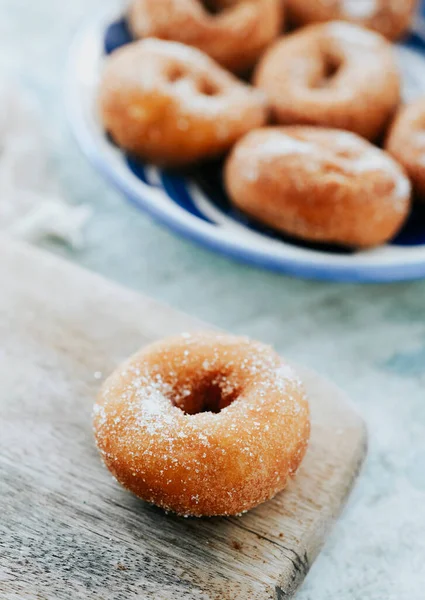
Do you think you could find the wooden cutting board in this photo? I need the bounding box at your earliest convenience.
[0,236,367,600]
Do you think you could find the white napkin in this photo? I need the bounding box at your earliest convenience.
[0,82,92,248]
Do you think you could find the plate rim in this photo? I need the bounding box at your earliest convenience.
[66,1,425,282]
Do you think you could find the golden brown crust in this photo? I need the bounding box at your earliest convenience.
[99,39,267,166]
[254,22,401,141]
[286,0,418,41]
[224,126,411,248]
[127,0,284,73]
[386,98,425,202]
[93,332,310,517]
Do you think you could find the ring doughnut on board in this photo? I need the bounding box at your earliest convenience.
[94,333,311,517]
[0,236,367,599]
[254,21,401,141]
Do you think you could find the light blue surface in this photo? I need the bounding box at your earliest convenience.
[3,1,425,598]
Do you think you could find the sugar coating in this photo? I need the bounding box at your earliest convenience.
[238,133,315,183]
[336,133,411,205]
[255,134,315,158]
[102,38,264,115]
[327,21,381,47]
[93,332,310,517]
[237,128,410,212]
[341,0,378,19]
[350,149,411,203]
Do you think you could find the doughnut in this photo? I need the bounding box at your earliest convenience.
[224,126,411,248]
[93,332,310,517]
[285,0,418,41]
[99,39,267,166]
[127,0,284,74]
[254,22,401,141]
[386,98,425,202]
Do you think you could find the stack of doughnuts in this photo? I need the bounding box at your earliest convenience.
[98,0,422,249]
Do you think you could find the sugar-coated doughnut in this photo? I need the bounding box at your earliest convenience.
[99,39,267,166]
[286,0,418,41]
[225,126,411,248]
[93,332,310,517]
[386,98,425,202]
[127,0,284,74]
[254,22,400,141]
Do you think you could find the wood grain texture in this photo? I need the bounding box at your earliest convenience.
[0,237,367,600]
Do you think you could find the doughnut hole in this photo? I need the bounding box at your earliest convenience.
[171,371,242,415]
[166,64,187,82]
[165,65,222,98]
[314,52,343,88]
[199,0,241,15]
[195,76,221,96]
[200,0,223,15]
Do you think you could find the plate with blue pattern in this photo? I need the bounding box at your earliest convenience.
[67,0,425,281]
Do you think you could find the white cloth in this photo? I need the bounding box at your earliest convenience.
[0,82,91,248]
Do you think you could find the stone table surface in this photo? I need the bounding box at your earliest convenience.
[2,1,425,598]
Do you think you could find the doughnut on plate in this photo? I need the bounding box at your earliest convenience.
[0,236,366,599]
[67,1,425,282]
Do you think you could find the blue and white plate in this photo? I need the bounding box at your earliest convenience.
[67,0,425,282]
